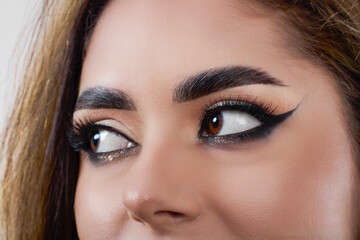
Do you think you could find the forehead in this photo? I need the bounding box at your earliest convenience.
[79,0,332,102]
[83,1,277,79]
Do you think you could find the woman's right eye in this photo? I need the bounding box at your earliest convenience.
[88,130,136,153]
[68,121,140,164]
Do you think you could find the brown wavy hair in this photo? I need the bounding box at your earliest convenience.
[1,0,360,239]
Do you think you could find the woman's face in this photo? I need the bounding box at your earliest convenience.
[73,0,357,239]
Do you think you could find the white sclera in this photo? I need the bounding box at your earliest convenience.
[95,130,135,153]
[217,111,262,136]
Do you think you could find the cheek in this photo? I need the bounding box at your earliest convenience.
[203,97,354,237]
[74,161,128,239]
[279,98,354,233]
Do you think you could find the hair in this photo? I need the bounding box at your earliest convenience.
[1,0,359,239]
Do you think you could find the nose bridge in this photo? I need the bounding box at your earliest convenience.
[122,132,202,228]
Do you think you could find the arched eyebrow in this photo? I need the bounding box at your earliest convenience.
[173,65,286,103]
[75,66,286,111]
[75,86,136,111]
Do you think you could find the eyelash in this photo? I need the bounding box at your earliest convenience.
[201,96,278,115]
[197,97,295,146]
[67,118,139,164]
[68,97,295,164]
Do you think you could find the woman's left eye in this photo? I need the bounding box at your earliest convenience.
[199,101,296,143]
[202,110,261,137]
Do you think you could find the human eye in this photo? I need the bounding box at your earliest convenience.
[198,99,297,145]
[68,119,139,164]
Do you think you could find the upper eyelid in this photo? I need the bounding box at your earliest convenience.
[89,124,137,144]
[96,119,135,136]
[202,98,279,116]
[72,116,135,135]
[200,87,304,115]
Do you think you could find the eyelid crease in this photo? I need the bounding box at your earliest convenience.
[204,98,279,115]
[94,119,135,139]
[198,95,281,123]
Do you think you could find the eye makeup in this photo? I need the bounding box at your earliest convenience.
[68,118,140,165]
[68,96,298,165]
[198,97,298,146]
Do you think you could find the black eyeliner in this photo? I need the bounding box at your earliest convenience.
[198,100,298,146]
[67,119,139,164]
[85,146,140,165]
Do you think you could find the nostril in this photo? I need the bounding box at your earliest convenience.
[128,212,144,223]
[154,210,185,218]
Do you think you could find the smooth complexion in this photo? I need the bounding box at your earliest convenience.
[72,0,357,239]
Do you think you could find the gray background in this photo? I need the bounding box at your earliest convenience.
[0,1,40,134]
[0,2,42,235]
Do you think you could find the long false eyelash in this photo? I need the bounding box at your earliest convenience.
[67,118,97,152]
[68,117,138,153]
[67,117,120,152]
[199,95,279,125]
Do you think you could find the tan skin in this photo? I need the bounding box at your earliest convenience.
[73,0,357,239]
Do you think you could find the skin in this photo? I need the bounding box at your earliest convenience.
[73,0,358,239]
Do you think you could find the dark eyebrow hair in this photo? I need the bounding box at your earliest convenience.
[173,66,286,103]
[74,86,136,111]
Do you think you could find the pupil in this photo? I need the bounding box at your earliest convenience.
[207,112,223,135]
[212,116,220,128]
[90,131,100,152]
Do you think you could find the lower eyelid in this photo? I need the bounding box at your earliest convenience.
[85,145,141,165]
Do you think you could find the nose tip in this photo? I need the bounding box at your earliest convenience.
[123,187,201,228]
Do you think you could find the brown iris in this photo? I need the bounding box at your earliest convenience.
[206,112,223,135]
[90,131,101,152]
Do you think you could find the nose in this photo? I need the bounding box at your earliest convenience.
[122,140,202,230]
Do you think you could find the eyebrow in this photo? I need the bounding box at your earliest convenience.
[173,66,286,103]
[75,66,285,111]
[75,86,136,111]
